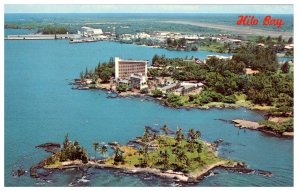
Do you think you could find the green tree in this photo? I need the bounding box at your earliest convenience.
[159,150,170,170]
[165,93,183,107]
[177,150,189,170]
[114,148,124,164]
[266,36,271,43]
[99,69,112,83]
[140,88,149,94]
[161,124,169,135]
[100,144,108,158]
[141,144,149,167]
[152,54,160,66]
[278,35,283,43]
[175,128,185,143]
[92,142,100,161]
[59,136,88,163]
[281,62,290,73]
[196,143,203,162]
[151,88,163,98]
[116,84,128,92]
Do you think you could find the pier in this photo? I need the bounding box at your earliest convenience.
[5,34,80,40]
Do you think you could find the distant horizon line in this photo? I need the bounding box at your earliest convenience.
[4,12,294,15]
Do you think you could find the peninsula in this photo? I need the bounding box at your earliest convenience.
[73,40,293,137]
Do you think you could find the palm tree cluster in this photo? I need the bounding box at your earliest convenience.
[92,141,108,161]
[156,127,204,171]
[186,129,201,152]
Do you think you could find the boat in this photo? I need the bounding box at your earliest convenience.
[69,37,97,44]
[77,86,89,90]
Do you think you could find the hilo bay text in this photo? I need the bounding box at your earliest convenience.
[236,15,284,29]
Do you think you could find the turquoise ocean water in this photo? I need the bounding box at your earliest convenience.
[4,27,293,186]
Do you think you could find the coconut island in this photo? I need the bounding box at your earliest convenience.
[30,125,271,183]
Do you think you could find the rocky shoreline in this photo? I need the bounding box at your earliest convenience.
[28,141,272,183]
[232,119,293,137]
[71,82,293,138]
[71,81,267,112]
[35,159,271,183]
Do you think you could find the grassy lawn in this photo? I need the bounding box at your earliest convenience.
[198,43,226,53]
[45,160,62,168]
[104,135,226,173]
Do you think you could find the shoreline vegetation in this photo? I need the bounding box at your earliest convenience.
[73,41,293,137]
[29,127,272,183]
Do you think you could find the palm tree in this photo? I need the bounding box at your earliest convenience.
[142,144,149,166]
[195,130,201,140]
[142,128,151,143]
[92,142,99,161]
[63,134,70,149]
[114,147,124,164]
[175,128,185,143]
[188,128,196,141]
[188,129,201,141]
[159,150,170,170]
[177,150,188,169]
[100,144,108,158]
[161,124,169,135]
[196,143,203,162]
[172,146,180,162]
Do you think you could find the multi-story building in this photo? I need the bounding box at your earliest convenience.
[115,57,148,80]
[130,74,148,90]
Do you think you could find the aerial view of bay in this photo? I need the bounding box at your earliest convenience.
[3,4,294,187]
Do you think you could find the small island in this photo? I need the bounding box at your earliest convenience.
[30,125,271,183]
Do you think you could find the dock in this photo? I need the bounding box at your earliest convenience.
[5,34,80,40]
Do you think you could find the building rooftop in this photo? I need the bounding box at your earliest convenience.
[160,83,179,91]
[117,57,149,63]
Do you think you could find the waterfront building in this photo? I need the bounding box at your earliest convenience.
[160,82,203,95]
[207,55,232,60]
[178,82,204,95]
[117,79,130,85]
[81,26,103,37]
[130,74,148,90]
[114,57,148,80]
[159,83,181,93]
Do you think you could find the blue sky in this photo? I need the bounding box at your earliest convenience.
[4,4,293,14]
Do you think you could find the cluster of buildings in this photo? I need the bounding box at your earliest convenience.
[158,81,204,96]
[117,31,243,46]
[114,56,203,95]
[77,27,108,41]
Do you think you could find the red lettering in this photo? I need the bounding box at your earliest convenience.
[237,16,248,25]
[236,15,258,26]
[263,15,284,29]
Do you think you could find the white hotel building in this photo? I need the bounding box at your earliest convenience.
[114,57,148,80]
[114,57,148,90]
